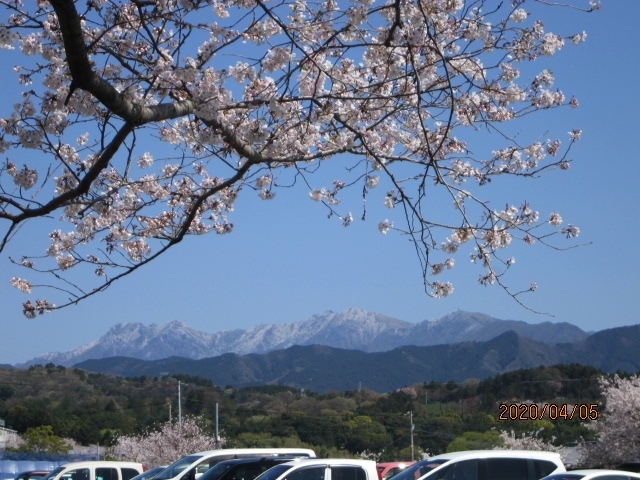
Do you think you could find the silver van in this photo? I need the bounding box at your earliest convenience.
[42,462,144,480]
[152,448,316,480]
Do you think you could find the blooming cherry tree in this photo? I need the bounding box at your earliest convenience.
[498,429,569,462]
[0,0,595,316]
[111,416,223,467]
[580,375,640,468]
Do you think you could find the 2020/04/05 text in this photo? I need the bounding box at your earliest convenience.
[498,403,599,421]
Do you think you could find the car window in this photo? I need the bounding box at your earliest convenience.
[430,460,477,480]
[398,459,447,480]
[96,467,118,480]
[254,465,295,480]
[226,464,278,480]
[330,467,367,480]
[200,463,236,480]
[189,459,237,480]
[284,466,326,480]
[532,460,560,479]
[486,458,528,480]
[43,469,64,480]
[382,468,402,480]
[123,470,142,480]
[156,456,204,480]
[196,462,218,476]
[69,468,90,480]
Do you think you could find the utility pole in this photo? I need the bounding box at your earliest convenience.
[178,381,182,425]
[214,402,220,447]
[405,411,414,461]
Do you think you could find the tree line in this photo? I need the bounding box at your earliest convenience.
[0,363,608,460]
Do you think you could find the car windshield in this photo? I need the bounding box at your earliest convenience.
[391,459,448,480]
[131,468,167,480]
[253,464,296,480]
[154,455,204,480]
[198,463,236,480]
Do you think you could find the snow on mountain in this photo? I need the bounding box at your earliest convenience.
[20,308,588,367]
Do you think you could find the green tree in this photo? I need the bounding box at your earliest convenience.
[338,415,391,454]
[447,430,502,452]
[16,425,71,454]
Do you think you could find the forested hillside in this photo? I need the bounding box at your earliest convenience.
[0,363,608,460]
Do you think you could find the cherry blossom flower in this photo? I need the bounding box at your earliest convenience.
[432,281,454,298]
[8,164,38,189]
[510,9,528,23]
[549,213,563,226]
[0,25,17,49]
[561,225,580,238]
[378,220,393,235]
[10,277,32,293]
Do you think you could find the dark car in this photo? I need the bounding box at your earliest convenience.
[129,467,169,480]
[197,457,302,480]
[618,463,640,474]
[541,469,640,480]
[15,471,51,480]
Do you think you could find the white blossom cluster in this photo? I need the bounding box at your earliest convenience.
[0,0,591,314]
[498,429,570,465]
[111,416,224,467]
[580,375,640,468]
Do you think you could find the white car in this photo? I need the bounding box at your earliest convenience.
[542,469,640,480]
[254,458,379,480]
[152,449,316,480]
[42,462,144,480]
[389,449,566,480]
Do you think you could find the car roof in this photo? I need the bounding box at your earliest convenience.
[58,462,143,467]
[214,457,301,466]
[280,459,376,467]
[428,450,562,461]
[15,472,50,478]
[191,449,316,457]
[557,470,640,478]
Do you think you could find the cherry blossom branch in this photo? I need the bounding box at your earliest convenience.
[0,0,593,315]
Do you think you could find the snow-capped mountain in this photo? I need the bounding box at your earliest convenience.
[22,308,588,367]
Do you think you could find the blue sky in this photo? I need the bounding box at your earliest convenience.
[1,1,639,365]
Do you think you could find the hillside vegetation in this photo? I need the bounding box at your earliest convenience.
[0,363,605,460]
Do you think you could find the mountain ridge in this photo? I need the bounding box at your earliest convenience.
[73,325,640,393]
[21,308,589,367]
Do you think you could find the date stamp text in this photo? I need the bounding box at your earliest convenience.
[499,403,599,421]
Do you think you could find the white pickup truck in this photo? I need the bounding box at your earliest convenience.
[254,459,380,480]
